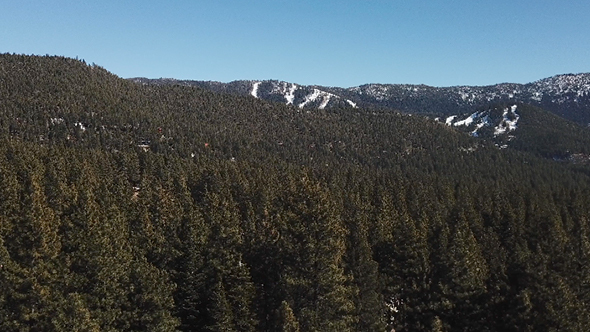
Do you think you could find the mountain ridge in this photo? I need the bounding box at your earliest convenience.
[130,73,590,125]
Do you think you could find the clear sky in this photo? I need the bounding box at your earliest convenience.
[2,0,590,87]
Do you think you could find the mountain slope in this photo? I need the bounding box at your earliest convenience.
[130,78,358,110]
[132,73,590,125]
[340,74,590,123]
[442,103,590,159]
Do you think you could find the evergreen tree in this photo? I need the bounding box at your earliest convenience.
[207,280,238,332]
[345,192,387,332]
[445,207,489,331]
[200,187,258,332]
[278,300,301,332]
[374,192,431,331]
[276,174,355,332]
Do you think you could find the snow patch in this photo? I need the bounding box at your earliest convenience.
[446,111,492,137]
[271,82,299,105]
[319,94,331,109]
[453,112,479,127]
[494,105,519,135]
[346,99,357,108]
[471,115,490,137]
[445,115,457,126]
[251,81,261,98]
[285,84,297,105]
[299,89,322,108]
[458,91,475,102]
[298,89,337,109]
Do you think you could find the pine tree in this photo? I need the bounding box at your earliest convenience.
[128,256,180,331]
[429,315,447,332]
[207,280,238,332]
[61,159,135,330]
[51,293,101,332]
[445,207,489,331]
[277,174,355,332]
[173,178,211,332]
[278,301,300,332]
[345,192,387,332]
[200,187,258,332]
[2,149,65,331]
[374,192,431,331]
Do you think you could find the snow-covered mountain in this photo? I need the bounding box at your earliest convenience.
[331,73,590,124]
[130,78,357,110]
[130,73,590,125]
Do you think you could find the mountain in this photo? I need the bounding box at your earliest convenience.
[130,78,359,109]
[130,75,590,162]
[131,73,590,125]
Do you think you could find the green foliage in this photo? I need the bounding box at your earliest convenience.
[1,53,590,331]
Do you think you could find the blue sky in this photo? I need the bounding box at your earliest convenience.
[2,0,589,87]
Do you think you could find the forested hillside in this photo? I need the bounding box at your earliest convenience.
[443,103,590,160]
[2,53,590,331]
[132,73,590,125]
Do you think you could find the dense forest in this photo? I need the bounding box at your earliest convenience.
[1,53,590,331]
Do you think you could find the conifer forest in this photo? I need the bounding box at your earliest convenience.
[1,54,590,331]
